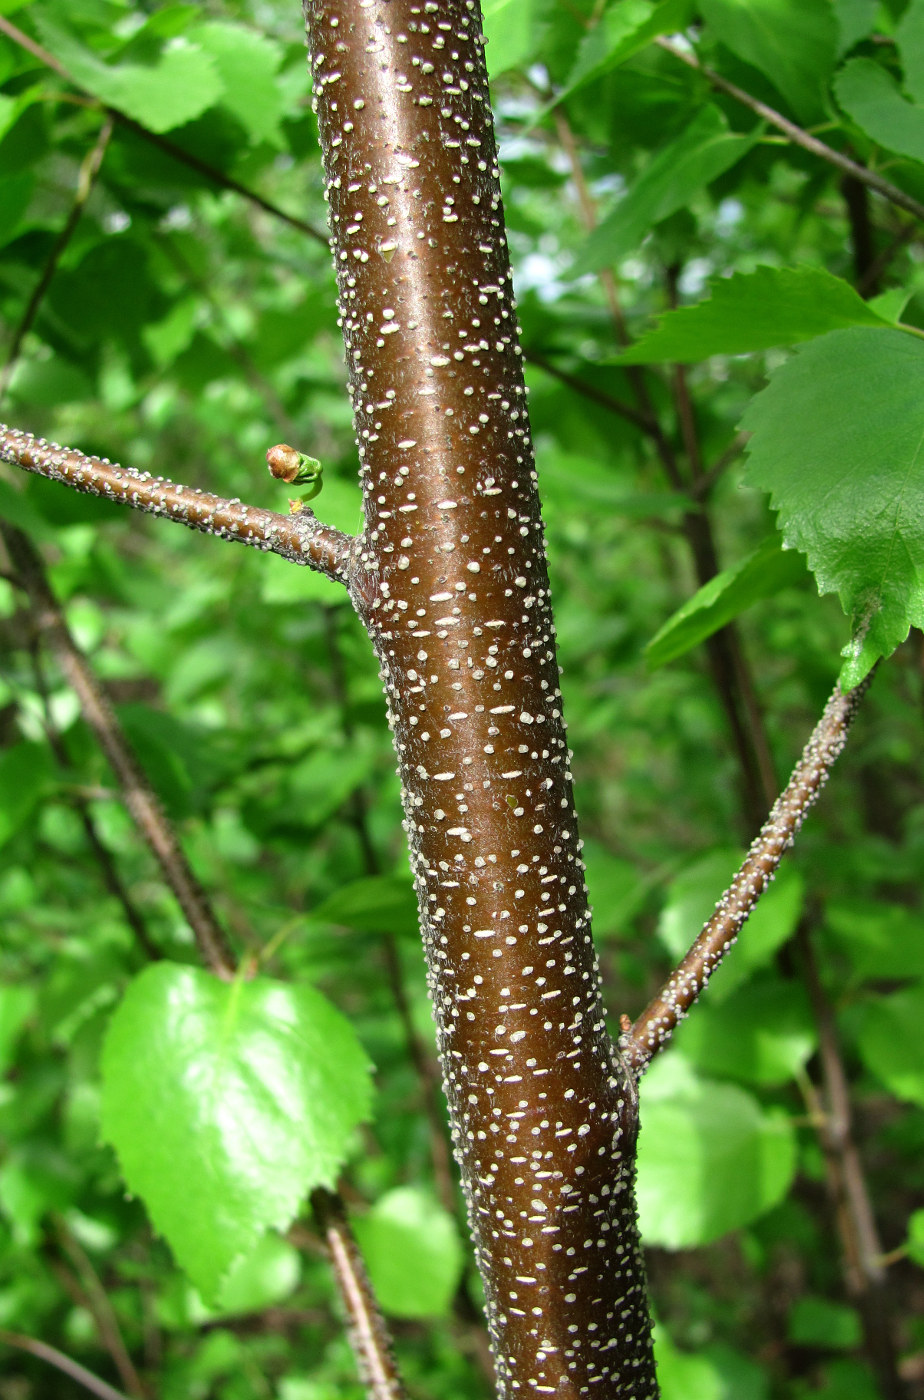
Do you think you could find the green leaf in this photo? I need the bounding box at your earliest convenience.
[671,977,816,1085]
[740,327,924,686]
[658,849,804,1000]
[560,0,691,101]
[190,22,285,146]
[700,0,838,122]
[834,0,878,59]
[100,962,373,1301]
[855,981,924,1107]
[825,898,924,982]
[646,536,808,670]
[654,1327,770,1400]
[0,984,35,1077]
[211,1233,301,1316]
[33,15,223,134]
[570,107,761,276]
[907,1209,924,1267]
[788,1296,861,1349]
[637,1056,797,1247]
[835,57,924,165]
[897,0,924,106]
[352,1187,464,1319]
[310,875,419,938]
[482,0,539,76]
[617,266,890,365]
[0,742,54,848]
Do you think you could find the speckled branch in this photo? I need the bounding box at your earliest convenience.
[0,425,354,582]
[311,1189,407,1400]
[303,2,656,1394]
[624,680,872,1073]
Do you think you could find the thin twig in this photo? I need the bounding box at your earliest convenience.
[624,679,872,1071]
[0,15,327,246]
[0,425,354,580]
[52,1219,148,1400]
[522,350,649,431]
[0,118,112,399]
[310,1189,407,1400]
[795,922,906,1400]
[0,1330,131,1400]
[656,36,924,226]
[1,522,238,979]
[24,633,161,962]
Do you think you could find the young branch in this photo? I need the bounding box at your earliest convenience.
[625,679,872,1072]
[310,1189,407,1400]
[656,36,924,227]
[0,425,354,580]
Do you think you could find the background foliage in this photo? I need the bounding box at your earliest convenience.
[0,0,923,1396]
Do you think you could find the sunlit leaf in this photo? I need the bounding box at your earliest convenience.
[646,536,808,670]
[637,1056,797,1247]
[100,963,373,1301]
[617,266,889,365]
[352,1187,464,1319]
[741,327,924,686]
[835,57,924,164]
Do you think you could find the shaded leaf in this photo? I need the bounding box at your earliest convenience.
[352,1187,464,1319]
[570,107,760,276]
[617,266,889,365]
[671,977,816,1085]
[855,981,924,1107]
[700,0,837,121]
[33,15,223,134]
[740,327,924,686]
[646,536,808,670]
[0,742,54,848]
[190,22,285,146]
[310,874,418,938]
[834,0,878,59]
[897,0,924,106]
[835,57,924,165]
[825,898,924,982]
[100,963,372,1301]
[561,0,691,101]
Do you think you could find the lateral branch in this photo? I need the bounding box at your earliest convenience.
[0,424,353,581]
[624,678,872,1072]
[310,1190,407,1400]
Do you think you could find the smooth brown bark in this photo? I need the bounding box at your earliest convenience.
[302,1,657,1393]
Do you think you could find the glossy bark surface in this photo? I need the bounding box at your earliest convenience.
[303,1,658,1393]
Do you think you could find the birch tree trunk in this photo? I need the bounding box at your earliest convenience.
[302,1,659,1393]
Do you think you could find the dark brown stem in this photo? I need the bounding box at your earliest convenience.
[0,425,354,580]
[626,680,871,1070]
[0,1330,131,1400]
[523,350,650,432]
[304,2,657,1390]
[0,118,112,399]
[656,35,924,225]
[858,219,917,299]
[310,1189,407,1400]
[53,1219,148,1400]
[25,636,161,962]
[841,174,879,296]
[795,923,906,1400]
[2,522,238,979]
[0,15,327,247]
